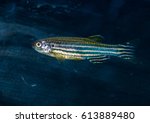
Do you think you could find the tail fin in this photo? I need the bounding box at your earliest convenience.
[116,43,135,61]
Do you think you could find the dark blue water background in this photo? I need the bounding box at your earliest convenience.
[0,0,150,105]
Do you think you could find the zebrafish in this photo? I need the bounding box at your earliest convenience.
[32,35,134,63]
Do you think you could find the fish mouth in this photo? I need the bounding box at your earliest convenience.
[32,44,43,53]
[32,42,39,52]
[32,42,38,50]
[32,42,35,47]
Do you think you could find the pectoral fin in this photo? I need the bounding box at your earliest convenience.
[87,55,109,64]
[88,35,104,42]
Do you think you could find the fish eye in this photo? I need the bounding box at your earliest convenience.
[36,42,41,47]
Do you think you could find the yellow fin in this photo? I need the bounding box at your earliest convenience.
[88,35,104,42]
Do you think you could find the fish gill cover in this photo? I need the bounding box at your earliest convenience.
[0,0,150,105]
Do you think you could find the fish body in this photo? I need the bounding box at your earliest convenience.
[32,35,134,63]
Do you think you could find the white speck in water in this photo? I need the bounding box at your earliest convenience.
[31,84,37,87]
[21,75,37,88]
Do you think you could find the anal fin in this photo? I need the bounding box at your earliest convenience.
[87,55,109,64]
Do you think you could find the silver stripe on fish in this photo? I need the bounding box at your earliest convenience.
[53,50,117,57]
[53,46,117,53]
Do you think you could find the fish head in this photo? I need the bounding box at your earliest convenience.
[32,40,53,55]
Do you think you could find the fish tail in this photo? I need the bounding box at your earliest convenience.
[116,44,135,61]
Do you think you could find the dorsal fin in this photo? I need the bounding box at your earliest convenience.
[88,35,104,42]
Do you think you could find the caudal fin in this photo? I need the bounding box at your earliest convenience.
[116,44,135,61]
